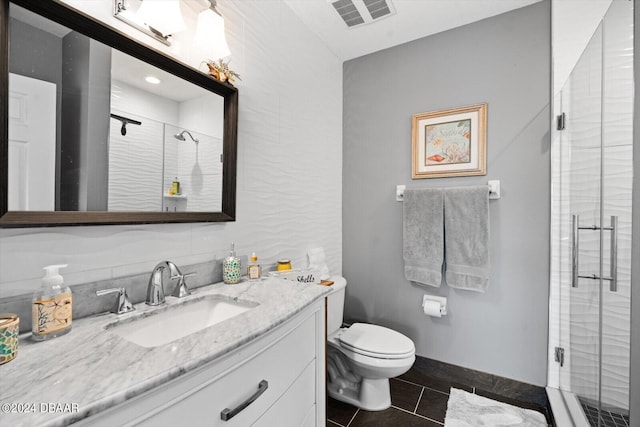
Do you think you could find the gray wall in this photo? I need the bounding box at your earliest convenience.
[630,1,639,424]
[343,1,551,386]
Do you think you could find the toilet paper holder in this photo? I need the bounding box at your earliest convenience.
[422,295,447,316]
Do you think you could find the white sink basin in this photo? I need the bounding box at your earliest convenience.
[107,296,256,348]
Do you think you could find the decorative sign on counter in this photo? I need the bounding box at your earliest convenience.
[269,269,321,284]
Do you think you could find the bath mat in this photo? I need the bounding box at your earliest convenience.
[444,388,547,426]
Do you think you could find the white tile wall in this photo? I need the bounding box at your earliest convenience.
[108,109,164,211]
[0,0,343,298]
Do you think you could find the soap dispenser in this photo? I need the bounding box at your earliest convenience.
[247,252,262,281]
[223,243,241,284]
[32,264,73,341]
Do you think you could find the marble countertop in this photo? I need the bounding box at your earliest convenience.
[0,277,331,427]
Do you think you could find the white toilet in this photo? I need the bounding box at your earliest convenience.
[326,277,415,411]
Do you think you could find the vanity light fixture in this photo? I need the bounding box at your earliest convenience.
[137,0,186,37]
[196,0,231,59]
[113,0,186,47]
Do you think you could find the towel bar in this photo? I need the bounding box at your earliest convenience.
[396,181,501,202]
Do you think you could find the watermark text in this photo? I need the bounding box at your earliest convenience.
[1,402,79,414]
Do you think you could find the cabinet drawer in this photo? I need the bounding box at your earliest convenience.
[137,313,316,427]
[253,360,316,427]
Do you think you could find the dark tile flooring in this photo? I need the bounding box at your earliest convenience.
[326,367,552,426]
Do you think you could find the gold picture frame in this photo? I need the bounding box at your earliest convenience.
[411,103,487,179]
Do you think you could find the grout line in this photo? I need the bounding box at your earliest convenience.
[395,377,451,397]
[394,376,428,389]
[391,405,444,425]
[345,408,359,427]
[414,386,425,413]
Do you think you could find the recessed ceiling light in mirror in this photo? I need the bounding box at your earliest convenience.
[145,76,161,84]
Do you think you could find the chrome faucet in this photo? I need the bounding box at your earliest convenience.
[146,261,195,305]
[146,261,183,306]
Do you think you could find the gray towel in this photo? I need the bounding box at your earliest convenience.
[443,186,490,292]
[403,188,444,287]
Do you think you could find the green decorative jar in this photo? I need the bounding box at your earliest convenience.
[0,314,19,365]
[223,243,241,284]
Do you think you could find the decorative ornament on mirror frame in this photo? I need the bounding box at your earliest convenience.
[204,58,241,84]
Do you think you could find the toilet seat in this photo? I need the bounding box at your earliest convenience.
[339,323,415,360]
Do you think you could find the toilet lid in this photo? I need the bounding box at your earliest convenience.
[339,323,415,359]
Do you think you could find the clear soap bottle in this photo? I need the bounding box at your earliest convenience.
[247,252,262,281]
[32,264,73,341]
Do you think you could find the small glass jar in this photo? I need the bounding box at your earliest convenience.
[276,259,292,271]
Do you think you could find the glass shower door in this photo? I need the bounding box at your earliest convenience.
[599,0,633,422]
[557,20,604,419]
[551,1,633,425]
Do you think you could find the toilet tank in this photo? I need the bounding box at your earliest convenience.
[326,277,347,335]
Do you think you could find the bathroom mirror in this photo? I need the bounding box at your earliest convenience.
[0,0,238,226]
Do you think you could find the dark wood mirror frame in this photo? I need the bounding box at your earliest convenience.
[0,0,238,227]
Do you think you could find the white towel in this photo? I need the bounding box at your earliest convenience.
[308,247,330,280]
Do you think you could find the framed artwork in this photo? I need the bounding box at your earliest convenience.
[411,103,487,179]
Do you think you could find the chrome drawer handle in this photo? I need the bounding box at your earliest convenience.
[220,380,268,421]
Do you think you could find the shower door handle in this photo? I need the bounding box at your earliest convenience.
[609,216,618,292]
[571,214,579,288]
[571,214,618,292]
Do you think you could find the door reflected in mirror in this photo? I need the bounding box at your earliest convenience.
[8,3,224,213]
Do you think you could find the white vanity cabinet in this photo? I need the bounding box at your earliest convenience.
[78,299,326,427]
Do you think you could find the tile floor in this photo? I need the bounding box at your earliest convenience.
[326,367,553,426]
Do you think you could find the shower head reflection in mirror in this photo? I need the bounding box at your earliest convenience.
[174,130,200,144]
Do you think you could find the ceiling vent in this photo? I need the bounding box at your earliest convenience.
[330,0,395,28]
[362,0,392,19]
